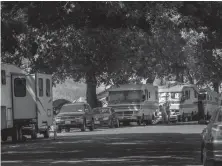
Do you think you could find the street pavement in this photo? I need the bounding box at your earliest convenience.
[1,125,206,166]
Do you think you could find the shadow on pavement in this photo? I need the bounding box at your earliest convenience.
[1,132,203,166]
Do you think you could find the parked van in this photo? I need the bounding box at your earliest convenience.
[1,63,53,142]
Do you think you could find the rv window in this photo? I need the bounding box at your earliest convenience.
[155,91,158,100]
[39,78,43,97]
[145,90,148,100]
[46,79,51,97]
[14,78,26,97]
[207,95,209,101]
[171,92,176,99]
[1,70,6,85]
[185,90,190,99]
[194,91,197,98]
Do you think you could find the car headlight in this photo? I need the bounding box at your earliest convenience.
[103,117,109,120]
[55,118,61,122]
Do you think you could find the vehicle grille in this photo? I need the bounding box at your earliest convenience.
[111,105,140,110]
[58,116,81,120]
[124,111,133,115]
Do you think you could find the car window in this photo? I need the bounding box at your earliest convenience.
[85,105,91,113]
[210,109,219,123]
[111,108,115,113]
[216,109,222,122]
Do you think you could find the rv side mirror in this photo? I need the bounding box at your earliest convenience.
[142,95,146,101]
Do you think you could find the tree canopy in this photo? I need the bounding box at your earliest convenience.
[1,1,222,108]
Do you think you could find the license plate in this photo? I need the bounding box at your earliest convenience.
[65,121,71,124]
[95,121,100,124]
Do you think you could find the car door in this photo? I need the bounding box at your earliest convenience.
[205,109,219,142]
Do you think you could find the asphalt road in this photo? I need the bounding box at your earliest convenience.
[1,125,206,166]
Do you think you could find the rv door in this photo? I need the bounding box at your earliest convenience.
[12,75,36,120]
[36,73,53,130]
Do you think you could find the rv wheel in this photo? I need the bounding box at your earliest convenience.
[12,126,23,142]
[1,134,8,142]
[31,131,37,139]
[44,128,50,138]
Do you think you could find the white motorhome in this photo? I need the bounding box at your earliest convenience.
[158,84,199,122]
[1,63,53,142]
[107,84,159,125]
[199,88,220,119]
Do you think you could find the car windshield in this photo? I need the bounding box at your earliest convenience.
[109,90,143,104]
[60,104,84,113]
[93,108,110,114]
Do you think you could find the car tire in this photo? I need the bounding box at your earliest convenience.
[81,120,86,132]
[57,127,62,133]
[89,119,95,131]
[115,119,120,128]
[137,119,142,126]
[31,130,37,140]
[65,128,70,132]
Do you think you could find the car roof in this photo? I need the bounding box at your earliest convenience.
[63,102,88,106]
[93,107,111,110]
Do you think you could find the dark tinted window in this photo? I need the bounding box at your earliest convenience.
[39,78,43,97]
[46,79,50,97]
[216,110,222,122]
[171,92,176,99]
[14,78,26,97]
[1,70,6,85]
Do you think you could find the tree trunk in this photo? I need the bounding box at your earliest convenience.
[213,82,219,93]
[86,71,98,109]
[187,70,194,84]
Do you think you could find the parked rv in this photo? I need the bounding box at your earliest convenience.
[107,84,159,126]
[1,63,53,142]
[199,88,220,120]
[158,84,199,122]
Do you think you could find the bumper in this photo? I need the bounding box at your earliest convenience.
[205,150,222,161]
[94,120,109,126]
[205,141,222,162]
[118,116,138,122]
[170,116,178,122]
[56,121,83,128]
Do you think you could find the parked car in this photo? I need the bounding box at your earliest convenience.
[201,107,222,166]
[170,109,179,123]
[55,102,95,132]
[92,107,120,128]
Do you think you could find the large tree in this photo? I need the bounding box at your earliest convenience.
[178,1,222,92]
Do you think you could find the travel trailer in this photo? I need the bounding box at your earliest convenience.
[107,84,159,125]
[199,87,220,119]
[1,63,53,142]
[158,84,199,122]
